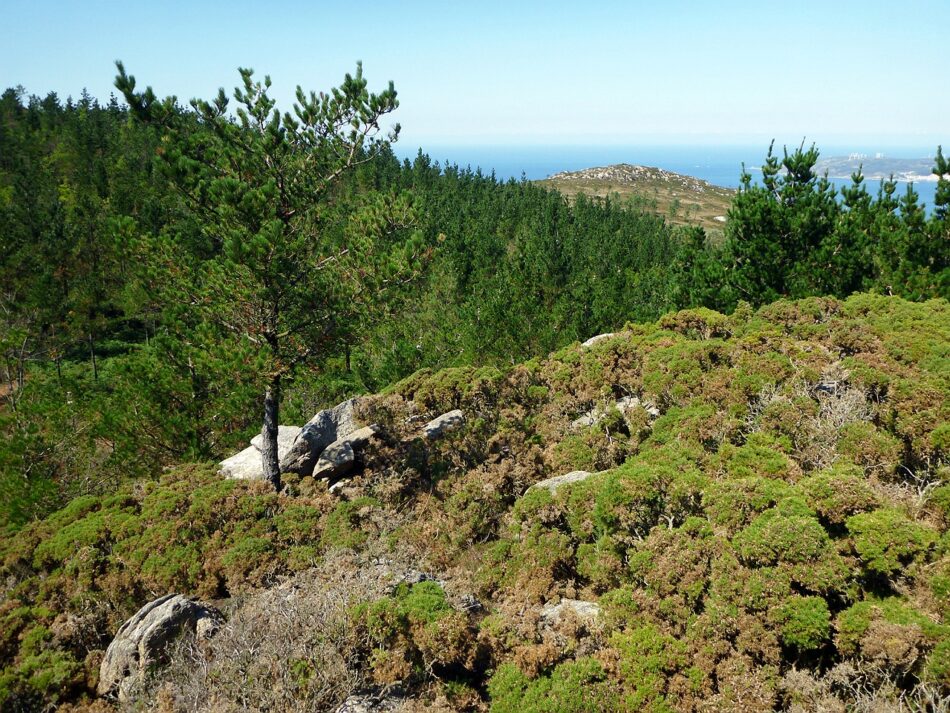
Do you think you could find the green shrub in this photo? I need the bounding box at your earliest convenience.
[362,581,454,643]
[717,432,796,481]
[800,463,879,525]
[733,509,829,566]
[647,403,723,449]
[488,658,620,713]
[550,434,597,472]
[356,581,474,685]
[924,638,950,686]
[931,483,950,520]
[321,497,379,550]
[836,421,902,476]
[774,596,831,651]
[610,624,696,711]
[846,508,937,576]
[576,536,626,590]
[835,598,946,658]
[221,536,273,582]
[704,477,792,531]
[658,308,731,340]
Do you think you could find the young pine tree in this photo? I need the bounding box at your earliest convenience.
[115,63,426,489]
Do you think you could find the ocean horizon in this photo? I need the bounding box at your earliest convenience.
[395,144,941,210]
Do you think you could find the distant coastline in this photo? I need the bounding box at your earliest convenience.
[744,157,942,183]
[816,156,938,183]
[825,172,939,182]
[398,146,940,213]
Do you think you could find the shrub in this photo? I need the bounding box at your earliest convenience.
[774,596,831,651]
[924,638,950,686]
[836,421,902,476]
[647,402,731,450]
[321,497,379,550]
[658,307,731,340]
[609,624,698,711]
[799,463,879,525]
[703,477,798,533]
[488,658,620,713]
[717,432,797,481]
[835,598,945,658]
[549,434,597,472]
[733,509,830,566]
[356,581,475,686]
[846,508,937,576]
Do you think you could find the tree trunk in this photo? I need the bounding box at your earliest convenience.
[88,332,99,382]
[261,374,282,490]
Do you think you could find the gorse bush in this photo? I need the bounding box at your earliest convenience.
[0,294,948,711]
[0,465,356,707]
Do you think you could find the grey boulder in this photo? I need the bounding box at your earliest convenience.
[540,598,602,626]
[336,691,405,712]
[314,425,382,483]
[422,409,465,440]
[219,445,266,480]
[527,470,594,495]
[571,395,659,432]
[250,424,301,453]
[97,593,221,702]
[344,424,381,448]
[581,332,616,348]
[219,425,302,480]
[313,439,356,480]
[280,397,365,477]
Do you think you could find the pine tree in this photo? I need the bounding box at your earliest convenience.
[115,62,425,489]
[927,146,950,296]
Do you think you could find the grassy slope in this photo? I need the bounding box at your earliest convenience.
[536,164,735,237]
[1,293,949,711]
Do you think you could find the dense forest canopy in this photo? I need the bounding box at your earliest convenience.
[1,83,948,526]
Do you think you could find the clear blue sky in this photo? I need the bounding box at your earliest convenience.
[2,0,947,148]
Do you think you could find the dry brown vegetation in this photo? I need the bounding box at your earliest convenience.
[2,293,949,712]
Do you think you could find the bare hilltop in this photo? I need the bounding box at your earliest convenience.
[536,163,735,235]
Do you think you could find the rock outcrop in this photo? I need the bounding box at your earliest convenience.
[581,332,616,348]
[527,470,594,494]
[571,395,660,431]
[250,424,301,452]
[219,425,301,480]
[280,397,365,477]
[219,398,377,481]
[97,594,221,701]
[336,691,405,712]
[540,598,602,626]
[218,445,266,480]
[422,409,465,440]
[314,425,382,482]
[313,439,355,480]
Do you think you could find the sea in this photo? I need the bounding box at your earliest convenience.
[395,144,940,213]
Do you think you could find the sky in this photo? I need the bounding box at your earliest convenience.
[2,0,948,149]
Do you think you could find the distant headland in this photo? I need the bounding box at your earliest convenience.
[813,155,940,182]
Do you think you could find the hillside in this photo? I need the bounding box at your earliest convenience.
[536,164,736,234]
[2,293,948,712]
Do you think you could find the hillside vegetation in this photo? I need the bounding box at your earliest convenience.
[1,68,949,712]
[2,294,948,711]
[3,88,947,528]
[536,163,735,235]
